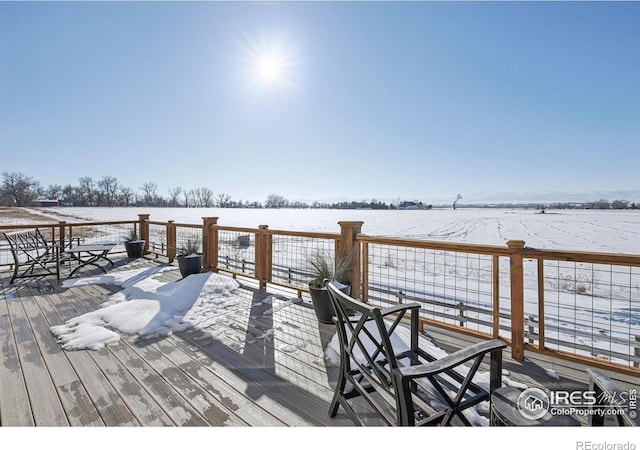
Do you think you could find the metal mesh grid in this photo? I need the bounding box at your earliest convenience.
[148,223,168,256]
[538,260,640,368]
[66,223,132,254]
[218,229,255,276]
[270,234,338,289]
[365,243,496,335]
[175,225,202,255]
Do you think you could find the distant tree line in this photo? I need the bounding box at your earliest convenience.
[0,172,431,210]
[1,172,637,210]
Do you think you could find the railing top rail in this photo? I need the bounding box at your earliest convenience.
[523,247,640,266]
[263,229,340,240]
[356,234,511,256]
[216,225,262,234]
[150,221,202,229]
[0,220,137,231]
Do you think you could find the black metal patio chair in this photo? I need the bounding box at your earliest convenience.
[325,279,506,426]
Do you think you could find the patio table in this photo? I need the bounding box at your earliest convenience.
[65,243,116,276]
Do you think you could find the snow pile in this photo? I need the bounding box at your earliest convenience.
[51,271,240,350]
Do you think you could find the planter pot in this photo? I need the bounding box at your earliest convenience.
[124,240,145,259]
[177,253,203,278]
[308,281,351,324]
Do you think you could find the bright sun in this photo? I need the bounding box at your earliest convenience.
[256,55,284,82]
[237,32,298,93]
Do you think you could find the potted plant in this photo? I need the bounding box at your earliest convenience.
[307,251,352,324]
[177,239,203,278]
[124,229,145,259]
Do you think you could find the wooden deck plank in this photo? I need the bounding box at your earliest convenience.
[0,290,35,426]
[105,343,211,426]
[175,327,347,426]
[5,289,69,426]
[71,283,254,427]
[124,341,248,426]
[21,292,104,426]
[41,281,142,426]
[6,257,636,428]
[149,339,287,427]
[60,271,222,426]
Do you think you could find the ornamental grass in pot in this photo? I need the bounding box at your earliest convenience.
[307,251,352,324]
[124,229,145,259]
[177,239,203,278]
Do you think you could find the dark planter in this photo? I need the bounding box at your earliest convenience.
[177,254,203,278]
[124,239,145,259]
[308,281,351,324]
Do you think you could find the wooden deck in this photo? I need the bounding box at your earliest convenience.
[1,257,637,427]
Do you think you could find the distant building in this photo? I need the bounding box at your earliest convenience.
[32,199,59,207]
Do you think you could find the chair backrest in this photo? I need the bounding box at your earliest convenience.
[4,229,51,260]
[325,280,417,411]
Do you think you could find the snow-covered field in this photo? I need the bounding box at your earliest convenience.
[15,206,640,253]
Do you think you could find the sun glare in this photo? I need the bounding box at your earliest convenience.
[256,54,284,82]
[238,32,298,93]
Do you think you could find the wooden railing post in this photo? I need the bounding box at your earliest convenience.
[202,217,219,272]
[255,225,272,288]
[167,220,176,263]
[338,221,364,299]
[58,221,66,249]
[138,214,150,254]
[508,240,526,361]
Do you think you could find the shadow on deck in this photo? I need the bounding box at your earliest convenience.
[0,256,637,428]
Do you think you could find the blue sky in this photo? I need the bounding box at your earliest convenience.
[1,1,638,204]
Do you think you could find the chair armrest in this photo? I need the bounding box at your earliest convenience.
[380,302,421,317]
[396,339,506,379]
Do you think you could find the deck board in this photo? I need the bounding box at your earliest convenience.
[21,295,103,426]
[0,258,354,427]
[2,256,638,428]
[6,295,69,426]
[0,295,35,426]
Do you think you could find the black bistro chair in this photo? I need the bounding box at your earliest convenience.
[325,279,506,426]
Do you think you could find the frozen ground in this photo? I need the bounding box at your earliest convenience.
[13,206,640,254]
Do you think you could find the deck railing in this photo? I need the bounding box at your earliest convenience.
[1,213,639,376]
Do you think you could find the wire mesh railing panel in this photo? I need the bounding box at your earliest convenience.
[218,229,255,276]
[148,222,168,256]
[175,225,203,255]
[67,223,134,255]
[538,260,640,369]
[365,243,496,336]
[271,234,337,289]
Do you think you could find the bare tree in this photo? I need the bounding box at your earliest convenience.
[118,186,135,206]
[61,184,79,206]
[216,193,231,208]
[265,194,289,209]
[140,182,158,206]
[0,172,41,206]
[78,176,96,206]
[168,186,183,207]
[98,175,119,206]
[45,184,63,200]
[453,194,463,210]
[193,187,214,207]
[182,189,192,208]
